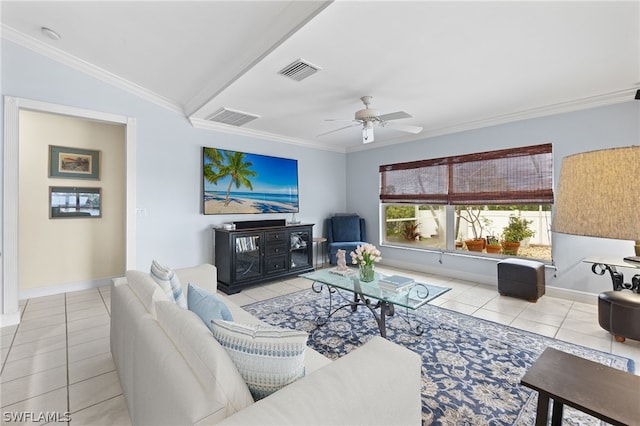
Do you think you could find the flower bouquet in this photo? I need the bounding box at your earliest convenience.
[350,243,382,282]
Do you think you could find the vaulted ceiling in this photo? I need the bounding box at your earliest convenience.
[2,1,638,152]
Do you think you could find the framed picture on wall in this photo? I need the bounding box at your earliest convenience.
[49,186,102,218]
[49,145,100,180]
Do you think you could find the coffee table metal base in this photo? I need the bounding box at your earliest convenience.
[311,281,424,338]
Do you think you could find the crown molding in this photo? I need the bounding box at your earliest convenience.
[189,118,346,153]
[1,24,184,115]
[418,88,639,141]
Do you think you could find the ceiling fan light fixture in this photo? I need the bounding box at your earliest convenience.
[363,125,375,143]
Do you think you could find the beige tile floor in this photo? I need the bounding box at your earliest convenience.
[1,265,639,425]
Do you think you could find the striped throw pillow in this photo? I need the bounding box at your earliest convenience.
[211,320,307,400]
[150,260,187,309]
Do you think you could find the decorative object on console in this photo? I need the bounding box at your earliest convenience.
[326,214,367,264]
[288,212,301,224]
[203,147,299,215]
[350,243,381,282]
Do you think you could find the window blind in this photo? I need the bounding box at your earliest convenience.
[380,144,553,205]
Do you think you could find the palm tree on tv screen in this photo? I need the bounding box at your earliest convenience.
[204,148,257,206]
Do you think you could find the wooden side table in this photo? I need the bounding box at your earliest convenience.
[312,237,327,269]
[521,347,640,426]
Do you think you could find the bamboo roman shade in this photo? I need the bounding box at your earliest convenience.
[380,144,553,205]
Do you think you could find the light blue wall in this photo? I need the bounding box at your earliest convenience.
[346,101,640,294]
[1,40,347,270]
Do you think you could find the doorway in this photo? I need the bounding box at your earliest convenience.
[2,97,136,326]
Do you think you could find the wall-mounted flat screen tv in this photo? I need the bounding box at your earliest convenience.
[203,147,299,215]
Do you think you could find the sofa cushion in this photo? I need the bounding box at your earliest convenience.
[331,215,361,242]
[125,270,172,317]
[155,301,255,416]
[151,260,187,308]
[211,320,308,400]
[188,283,234,326]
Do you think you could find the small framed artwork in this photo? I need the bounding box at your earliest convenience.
[49,145,100,180]
[50,186,102,218]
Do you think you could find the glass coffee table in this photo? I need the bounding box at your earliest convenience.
[300,268,450,338]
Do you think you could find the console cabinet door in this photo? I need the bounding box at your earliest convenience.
[289,229,312,271]
[232,233,262,282]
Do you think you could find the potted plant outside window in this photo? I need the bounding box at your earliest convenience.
[457,207,487,252]
[402,221,421,241]
[485,235,502,254]
[501,214,535,255]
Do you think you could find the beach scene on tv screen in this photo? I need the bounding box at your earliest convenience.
[203,147,299,215]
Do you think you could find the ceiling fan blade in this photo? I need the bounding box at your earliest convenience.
[378,111,412,121]
[324,118,355,122]
[317,123,360,137]
[385,122,423,134]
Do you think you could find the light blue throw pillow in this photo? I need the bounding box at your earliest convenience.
[187,283,233,327]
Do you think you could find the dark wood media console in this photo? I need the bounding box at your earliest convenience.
[214,221,314,294]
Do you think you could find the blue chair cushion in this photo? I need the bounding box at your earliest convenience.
[331,215,361,242]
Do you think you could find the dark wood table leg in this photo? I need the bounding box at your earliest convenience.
[551,400,564,426]
[535,393,550,426]
[378,303,388,338]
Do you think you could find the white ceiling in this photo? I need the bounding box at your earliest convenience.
[2,1,639,152]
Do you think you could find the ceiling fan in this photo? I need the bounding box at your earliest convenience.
[320,96,423,143]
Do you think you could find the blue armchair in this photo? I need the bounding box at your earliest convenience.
[326,215,367,265]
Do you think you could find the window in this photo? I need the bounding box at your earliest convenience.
[380,145,553,261]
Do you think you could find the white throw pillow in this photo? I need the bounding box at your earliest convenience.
[211,320,308,400]
[150,260,187,309]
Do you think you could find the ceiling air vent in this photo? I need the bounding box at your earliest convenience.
[278,59,321,82]
[206,108,260,126]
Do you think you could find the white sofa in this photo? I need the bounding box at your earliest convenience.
[110,263,422,425]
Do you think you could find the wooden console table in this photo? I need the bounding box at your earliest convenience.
[521,347,639,426]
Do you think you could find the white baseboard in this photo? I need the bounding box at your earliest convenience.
[380,259,497,287]
[544,286,599,305]
[19,277,114,300]
[0,312,21,328]
[379,259,599,305]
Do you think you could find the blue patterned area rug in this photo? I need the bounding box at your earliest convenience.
[243,288,635,425]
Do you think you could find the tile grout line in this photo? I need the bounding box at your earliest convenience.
[551,301,573,340]
[65,292,71,425]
